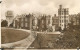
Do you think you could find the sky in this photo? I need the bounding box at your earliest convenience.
[1,0,80,19]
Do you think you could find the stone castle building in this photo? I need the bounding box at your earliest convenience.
[58,5,69,30]
[13,14,33,30]
[69,13,80,26]
[37,15,52,31]
[32,16,38,31]
[52,14,59,31]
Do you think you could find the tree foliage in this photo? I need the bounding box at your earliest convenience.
[1,20,8,27]
[56,24,80,49]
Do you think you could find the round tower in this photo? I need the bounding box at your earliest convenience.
[6,11,14,27]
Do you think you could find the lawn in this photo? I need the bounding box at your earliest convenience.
[1,28,30,44]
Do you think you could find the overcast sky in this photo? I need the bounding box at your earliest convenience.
[1,0,80,19]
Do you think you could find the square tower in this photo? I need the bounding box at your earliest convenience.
[58,5,69,30]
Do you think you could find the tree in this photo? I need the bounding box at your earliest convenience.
[1,20,8,27]
[55,27,80,49]
[9,21,13,27]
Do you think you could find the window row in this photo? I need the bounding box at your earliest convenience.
[21,23,28,27]
[60,20,69,23]
[58,11,69,15]
[19,18,28,21]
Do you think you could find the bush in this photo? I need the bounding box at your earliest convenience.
[1,20,8,27]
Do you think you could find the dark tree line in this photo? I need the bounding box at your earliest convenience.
[1,20,14,27]
[1,20,8,27]
[55,22,80,49]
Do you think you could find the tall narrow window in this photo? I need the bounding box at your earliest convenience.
[62,20,63,23]
[25,18,27,21]
[21,23,23,27]
[25,23,27,27]
[21,18,23,22]
[42,20,44,24]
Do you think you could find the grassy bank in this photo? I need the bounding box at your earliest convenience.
[1,28,30,44]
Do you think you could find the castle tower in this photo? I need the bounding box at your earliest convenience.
[6,11,14,27]
[58,5,69,30]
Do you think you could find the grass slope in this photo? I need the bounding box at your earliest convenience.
[1,28,30,44]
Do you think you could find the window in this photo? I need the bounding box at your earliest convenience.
[21,23,23,27]
[60,16,61,19]
[62,20,63,23]
[66,11,68,15]
[25,18,27,21]
[42,20,44,24]
[25,23,27,27]
[58,10,61,15]
[60,20,61,23]
[62,24,64,27]
[62,11,63,15]
[21,18,22,21]
[60,24,61,26]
